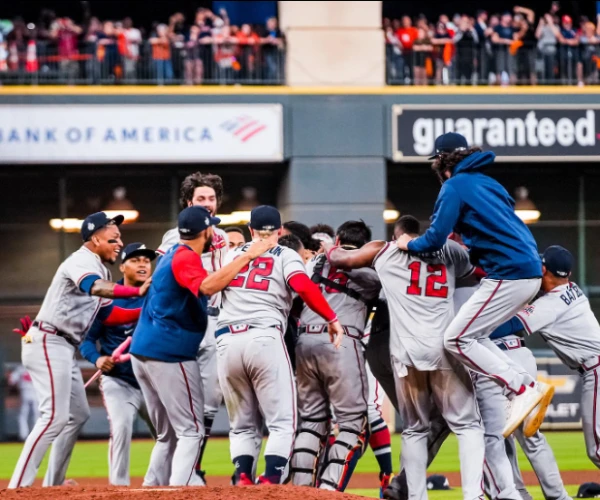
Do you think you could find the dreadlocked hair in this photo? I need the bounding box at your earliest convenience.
[432,147,482,182]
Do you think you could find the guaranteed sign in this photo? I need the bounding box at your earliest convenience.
[392,104,600,162]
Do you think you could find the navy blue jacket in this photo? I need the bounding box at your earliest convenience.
[79,282,143,389]
[130,244,208,363]
[408,151,542,280]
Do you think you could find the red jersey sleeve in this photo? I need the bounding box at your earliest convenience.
[171,246,208,297]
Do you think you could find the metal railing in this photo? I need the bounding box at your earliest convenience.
[0,39,285,85]
[386,40,599,86]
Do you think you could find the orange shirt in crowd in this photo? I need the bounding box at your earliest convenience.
[152,39,170,60]
[396,27,419,50]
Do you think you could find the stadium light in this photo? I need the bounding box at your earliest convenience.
[104,187,139,223]
[49,218,84,233]
[514,186,541,224]
[384,200,400,223]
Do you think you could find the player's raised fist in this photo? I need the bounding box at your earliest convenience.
[95,356,115,372]
[246,238,276,259]
[328,319,344,349]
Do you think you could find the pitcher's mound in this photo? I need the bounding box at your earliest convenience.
[0,485,369,500]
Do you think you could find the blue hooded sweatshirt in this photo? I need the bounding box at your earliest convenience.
[407,151,542,280]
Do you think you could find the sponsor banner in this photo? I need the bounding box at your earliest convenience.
[392,104,600,162]
[536,357,582,430]
[0,104,283,163]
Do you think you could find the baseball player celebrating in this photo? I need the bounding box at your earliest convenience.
[396,132,553,438]
[9,212,151,489]
[494,245,600,470]
[292,220,381,492]
[79,242,157,486]
[156,172,228,480]
[8,365,39,441]
[217,205,343,486]
[130,206,272,487]
[328,215,486,500]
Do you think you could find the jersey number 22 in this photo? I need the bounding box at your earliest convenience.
[230,257,274,291]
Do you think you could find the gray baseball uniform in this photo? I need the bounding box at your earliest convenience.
[374,240,485,500]
[515,282,600,469]
[217,243,306,480]
[9,366,39,442]
[291,256,380,491]
[157,226,228,424]
[9,246,110,488]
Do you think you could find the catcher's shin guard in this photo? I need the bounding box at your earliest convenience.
[290,417,328,486]
[319,415,369,492]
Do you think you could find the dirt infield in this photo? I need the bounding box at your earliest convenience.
[0,485,365,500]
[0,470,596,493]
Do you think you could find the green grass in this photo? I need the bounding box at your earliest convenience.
[0,432,594,498]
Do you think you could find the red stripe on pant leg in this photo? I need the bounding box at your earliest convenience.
[374,381,382,418]
[352,340,368,408]
[16,335,55,488]
[454,280,515,390]
[279,334,297,459]
[484,458,500,496]
[179,362,200,486]
[593,370,600,463]
[99,378,113,479]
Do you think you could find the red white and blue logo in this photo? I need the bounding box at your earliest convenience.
[220,115,267,142]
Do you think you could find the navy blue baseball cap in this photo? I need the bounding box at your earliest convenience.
[427,475,451,491]
[249,205,281,231]
[81,212,124,241]
[542,245,573,278]
[178,206,221,240]
[428,132,469,159]
[121,242,156,263]
[577,482,600,498]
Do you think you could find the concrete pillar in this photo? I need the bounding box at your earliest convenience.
[278,157,386,240]
[279,1,384,86]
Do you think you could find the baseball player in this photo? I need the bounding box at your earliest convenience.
[130,206,272,487]
[493,245,600,470]
[216,205,343,486]
[396,132,553,438]
[79,242,157,486]
[327,215,486,500]
[291,220,381,492]
[225,227,247,250]
[156,172,228,480]
[8,365,39,441]
[9,212,151,489]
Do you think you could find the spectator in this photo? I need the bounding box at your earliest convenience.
[51,17,82,81]
[184,24,203,84]
[213,24,238,83]
[384,18,404,83]
[431,21,454,85]
[121,17,141,81]
[194,8,215,82]
[474,10,488,80]
[237,23,260,81]
[557,15,578,84]
[491,12,516,85]
[513,6,537,85]
[536,13,560,83]
[396,15,418,82]
[453,15,478,84]
[578,20,599,86]
[150,23,173,83]
[412,27,433,85]
[168,12,186,79]
[97,20,119,80]
[261,16,283,83]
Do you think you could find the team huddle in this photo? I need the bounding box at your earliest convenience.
[8,132,600,500]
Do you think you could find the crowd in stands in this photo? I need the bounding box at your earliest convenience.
[385,3,600,85]
[0,7,284,84]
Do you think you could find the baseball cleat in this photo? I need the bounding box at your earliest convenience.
[237,473,255,486]
[195,469,206,486]
[380,472,394,498]
[502,384,543,438]
[522,382,555,438]
[62,479,78,486]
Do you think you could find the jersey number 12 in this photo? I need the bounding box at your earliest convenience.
[406,262,448,298]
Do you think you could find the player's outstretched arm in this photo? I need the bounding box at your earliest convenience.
[88,277,152,299]
[198,238,275,295]
[326,240,387,270]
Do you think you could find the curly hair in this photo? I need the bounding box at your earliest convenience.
[179,172,224,209]
[432,147,482,182]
